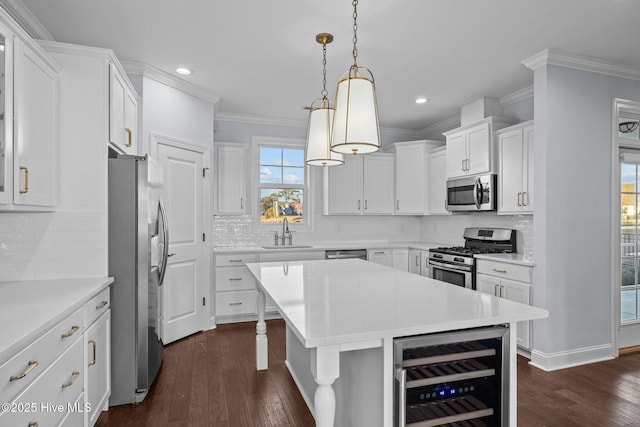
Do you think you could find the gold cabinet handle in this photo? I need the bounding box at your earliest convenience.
[494,284,500,297]
[19,166,29,194]
[517,192,522,207]
[9,360,38,381]
[240,197,243,209]
[96,300,108,310]
[229,278,243,281]
[229,302,242,306]
[357,200,361,210]
[522,191,528,206]
[365,200,368,210]
[124,127,132,147]
[415,255,419,267]
[61,371,80,388]
[88,340,97,366]
[229,259,243,263]
[396,200,400,210]
[61,325,80,338]
[374,251,384,255]
[28,422,39,427]
[493,268,508,273]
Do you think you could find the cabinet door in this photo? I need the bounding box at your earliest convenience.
[0,25,13,205]
[216,145,246,214]
[109,64,126,150]
[13,39,57,206]
[420,251,430,277]
[466,121,491,175]
[367,249,393,267]
[395,145,425,214]
[392,248,409,271]
[498,129,524,213]
[123,89,138,154]
[363,155,394,214]
[328,155,363,214]
[501,278,531,349]
[408,249,421,275]
[523,125,534,212]
[476,274,500,296]
[86,310,110,426]
[428,148,450,215]
[446,131,466,178]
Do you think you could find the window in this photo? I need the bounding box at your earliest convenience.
[255,138,307,226]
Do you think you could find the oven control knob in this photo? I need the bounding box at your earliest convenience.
[453,257,464,262]
[433,254,443,259]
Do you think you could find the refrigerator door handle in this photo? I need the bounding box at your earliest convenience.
[158,198,170,286]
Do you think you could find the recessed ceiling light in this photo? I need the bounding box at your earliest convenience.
[176,67,192,75]
[415,97,428,104]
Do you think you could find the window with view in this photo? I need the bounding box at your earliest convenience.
[258,145,306,225]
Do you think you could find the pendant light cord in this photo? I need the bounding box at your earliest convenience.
[352,0,358,67]
[321,41,328,100]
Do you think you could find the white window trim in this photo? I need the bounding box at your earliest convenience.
[251,136,313,233]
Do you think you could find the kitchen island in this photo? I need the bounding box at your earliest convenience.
[246,259,547,427]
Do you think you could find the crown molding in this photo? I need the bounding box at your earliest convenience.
[522,49,640,81]
[419,116,460,138]
[382,127,422,140]
[0,0,53,41]
[499,85,534,106]
[121,60,221,105]
[215,112,307,128]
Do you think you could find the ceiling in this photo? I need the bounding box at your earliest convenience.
[12,0,640,131]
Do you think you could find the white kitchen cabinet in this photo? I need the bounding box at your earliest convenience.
[443,117,517,179]
[408,249,430,276]
[476,259,532,350]
[325,153,394,215]
[0,18,60,210]
[215,143,247,215]
[392,248,409,271]
[428,146,450,215]
[109,63,138,155]
[497,121,534,214]
[85,288,111,426]
[392,140,443,215]
[367,248,393,268]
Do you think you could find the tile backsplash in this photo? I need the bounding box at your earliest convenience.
[0,211,107,281]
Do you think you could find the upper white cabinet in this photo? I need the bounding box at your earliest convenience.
[443,117,517,179]
[325,153,394,215]
[497,121,534,214]
[428,146,450,215]
[215,143,247,215]
[392,140,443,215]
[0,19,60,210]
[109,63,138,154]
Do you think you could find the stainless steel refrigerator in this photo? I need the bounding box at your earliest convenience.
[108,153,169,405]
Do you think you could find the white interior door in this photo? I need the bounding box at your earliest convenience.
[155,136,208,344]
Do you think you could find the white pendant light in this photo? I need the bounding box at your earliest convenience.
[331,0,381,155]
[306,33,344,167]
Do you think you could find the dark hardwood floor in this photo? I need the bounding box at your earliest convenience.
[97,319,640,426]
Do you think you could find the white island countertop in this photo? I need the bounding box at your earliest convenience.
[246,259,547,348]
[0,277,114,365]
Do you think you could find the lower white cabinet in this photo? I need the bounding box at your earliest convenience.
[367,248,409,271]
[408,249,430,276]
[476,259,532,350]
[0,285,111,427]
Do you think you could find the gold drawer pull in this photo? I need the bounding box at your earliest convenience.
[373,251,385,255]
[96,300,109,310]
[28,422,39,427]
[229,278,243,281]
[61,371,80,388]
[229,302,243,306]
[229,259,243,263]
[19,166,29,194]
[88,340,97,366]
[9,360,38,381]
[492,268,508,273]
[61,325,80,338]
[124,127,132,147]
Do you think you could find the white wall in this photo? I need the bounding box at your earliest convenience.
[532,64,640,368]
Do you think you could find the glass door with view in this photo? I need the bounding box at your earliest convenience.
[621,160,640,325]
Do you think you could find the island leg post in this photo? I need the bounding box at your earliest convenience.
[311,345,340,427]
[256,288,268,370]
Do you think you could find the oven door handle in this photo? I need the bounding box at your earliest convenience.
[473,176,482,209]
[429,259,472,272]
[395,368,406,427]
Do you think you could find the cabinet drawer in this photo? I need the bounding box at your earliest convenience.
[476,260,532,283]
[215,253,257,267]
[0,337,84,427]
[86,287,110,327]
[215,290,257,316]
[215,267,256,291]
[0,306,84,404]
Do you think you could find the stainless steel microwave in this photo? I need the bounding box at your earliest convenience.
[445,174,497,211]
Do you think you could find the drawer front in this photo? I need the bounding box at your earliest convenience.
[476,260,532,283]
[0,307,84,404]
[215,290,257,316]
[215,267,256,291]
[57,392,85,427]
[0,337,84,427]
[87,287,110,327]
[258,250,325,262]
[215,253,257,267]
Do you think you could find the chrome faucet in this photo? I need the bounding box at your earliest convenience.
[281,217,292,246]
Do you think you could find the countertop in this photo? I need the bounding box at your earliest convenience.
[474,253,535,267]
[214,240,445,254]
[246,259,547,348]
[0,277,114,365]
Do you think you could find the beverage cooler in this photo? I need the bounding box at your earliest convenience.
[394,326,510,426]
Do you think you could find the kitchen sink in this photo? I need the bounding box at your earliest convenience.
[261,245,313,249]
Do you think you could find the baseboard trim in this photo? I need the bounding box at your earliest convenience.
[284,360,315,419]
[529,343,615,371]
[619,345,640,356]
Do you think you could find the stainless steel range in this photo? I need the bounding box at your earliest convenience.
[428,228,516,290]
